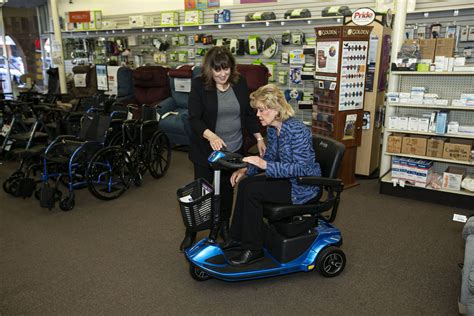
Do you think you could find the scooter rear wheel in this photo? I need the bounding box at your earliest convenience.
[189,264,211,281]
[316,246,346,278]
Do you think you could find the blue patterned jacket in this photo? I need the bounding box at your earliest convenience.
[247,117,321,205]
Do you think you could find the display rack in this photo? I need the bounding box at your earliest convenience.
[380,71,474,208]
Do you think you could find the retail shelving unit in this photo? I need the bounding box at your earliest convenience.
[380,71,474,208]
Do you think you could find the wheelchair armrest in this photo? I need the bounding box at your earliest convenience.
[297,176,344,191]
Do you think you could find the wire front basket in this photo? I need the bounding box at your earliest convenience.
[177,178,214,231]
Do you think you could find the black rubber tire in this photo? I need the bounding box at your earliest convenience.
[59,195,75,211]
[189,264,211,282]
[3,171,24,195]
[315,246,346,278]
[86,146,131,201]
[148,132,171,179]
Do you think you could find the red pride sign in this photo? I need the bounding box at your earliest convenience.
[68,11,91,23]
[351,8,375,26]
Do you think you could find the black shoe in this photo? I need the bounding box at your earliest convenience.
[219,239,242,250]
[219,221,230,242]
[180,230,197,252]
[229,249,264,266]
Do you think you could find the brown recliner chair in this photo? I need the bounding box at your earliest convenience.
[123,66,171,120]
[236,64,269,154]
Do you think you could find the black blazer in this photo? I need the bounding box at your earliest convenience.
[188,75,260,167]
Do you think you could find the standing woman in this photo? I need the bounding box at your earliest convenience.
[181,46,265,251]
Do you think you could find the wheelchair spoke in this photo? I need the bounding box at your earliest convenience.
[86,147,131,201]
[148,132,171,179]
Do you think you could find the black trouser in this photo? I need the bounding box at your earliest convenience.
[194,163,234,222]
[230,175,292,251]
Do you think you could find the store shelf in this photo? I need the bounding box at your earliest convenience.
[387,102,474,110]
[60,16,340,36]
[386,129,474,139]
[391,71,474,76]
[385,152,474,166]
[381,172,474,197]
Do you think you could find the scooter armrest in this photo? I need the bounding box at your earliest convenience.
[297,176,343,189]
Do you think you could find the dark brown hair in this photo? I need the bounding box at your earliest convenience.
[201,46,239,90]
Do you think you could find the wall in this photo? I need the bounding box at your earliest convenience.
[58,0,235,17]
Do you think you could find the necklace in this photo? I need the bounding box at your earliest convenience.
[217,83,230,92]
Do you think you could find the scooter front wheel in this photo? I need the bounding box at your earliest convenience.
[316,246,346,278]
[189,264,211,281]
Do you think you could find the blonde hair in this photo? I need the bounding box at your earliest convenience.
[250,84,295,121]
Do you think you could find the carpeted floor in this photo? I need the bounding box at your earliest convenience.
[0,150,469,315]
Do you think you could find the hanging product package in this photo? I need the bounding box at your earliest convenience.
[284,9,311,19]
[321,6,352,16]
[245,11,276,21]
[263,37,279,58]
[246,36,263,55]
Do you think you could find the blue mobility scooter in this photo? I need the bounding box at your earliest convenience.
[177,135,346,282]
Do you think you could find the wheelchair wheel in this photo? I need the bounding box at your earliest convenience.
[148,131,171,179]
[86,146,132,200]
[189,264,211,282]
[59,193,75,212]
[315,246,346,278]
[3,171,24,196]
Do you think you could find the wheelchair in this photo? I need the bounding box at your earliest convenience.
[86,109,172,201]
[39,109,124,211]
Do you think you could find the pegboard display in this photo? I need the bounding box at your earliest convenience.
[395,74,474,126]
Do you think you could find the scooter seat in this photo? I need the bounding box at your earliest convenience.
[264,201,326,222]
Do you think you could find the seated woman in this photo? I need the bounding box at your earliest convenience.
[225,84,322,266]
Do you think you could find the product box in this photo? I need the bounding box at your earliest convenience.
[434,99,448,106]
[435,111,448,134]
[447,121,459,134]
[443,140,472,161]
[418,117,430,132]
[398,117,409,130]
[408,117,419,131]
[458,125,474,134]
[419,39,436,61]
[442,166,466,191]
[161,11,179,26]
[391,157,402,179]
[399,92,411,99]
[415,159,433,187]
[184,10,204,25]
[387,134,403,153]
[426,138,446,158]
[387,96,400,103]
[434,56,447,72]
[435,38,455,57]
[89,10,102,29]
[129,15,153,28]
[388,116,399,129]
[401,136,428,156]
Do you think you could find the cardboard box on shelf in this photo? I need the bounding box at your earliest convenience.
[426,138,446,158]
[435,38,456,57]
[443,139,473,162]
[442,166,466,191]
[418,39,436,61]
[387,134,403,153]
[401,136,428,156]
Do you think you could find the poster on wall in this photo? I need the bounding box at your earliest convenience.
[185,0,195,10]
[316,41,339,74]
[207,0,220,7]
[195,0,207,9]
[240,0,276,3]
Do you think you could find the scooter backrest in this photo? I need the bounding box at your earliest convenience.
[313,135,345,179]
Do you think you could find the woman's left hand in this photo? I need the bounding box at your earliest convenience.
[243,156,267,170]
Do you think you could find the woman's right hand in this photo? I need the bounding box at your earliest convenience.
[209,134,226,151]
[230,168,247,187]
